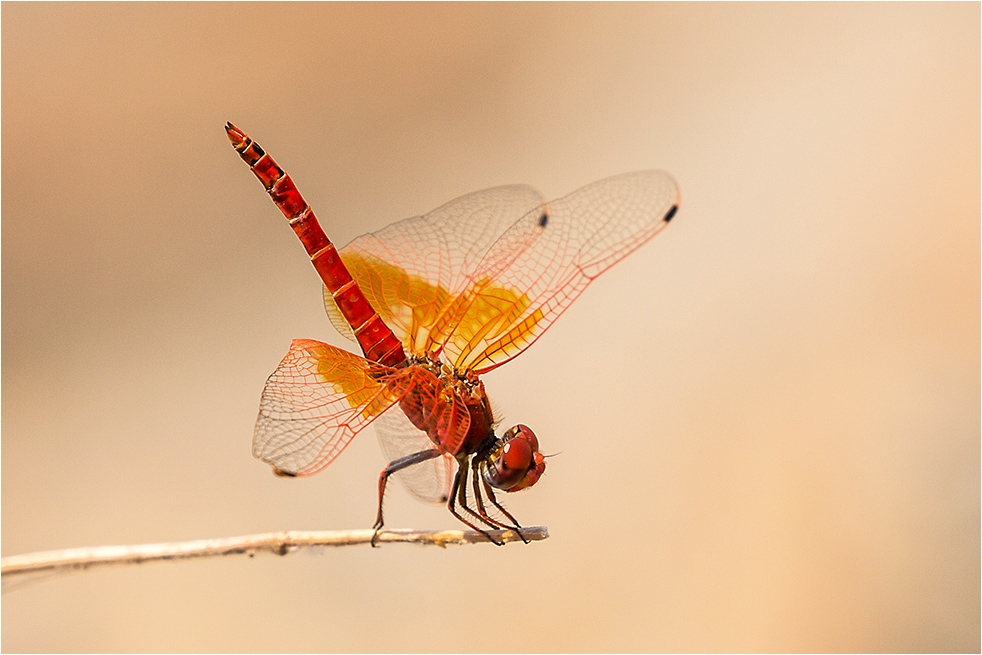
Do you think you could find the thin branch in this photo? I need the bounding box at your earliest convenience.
[1,526,548,586]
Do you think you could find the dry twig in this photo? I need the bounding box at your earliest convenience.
[1,526,548,588]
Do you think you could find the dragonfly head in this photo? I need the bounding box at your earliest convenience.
[483,424,546,492]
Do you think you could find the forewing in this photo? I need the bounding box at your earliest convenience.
[324,185,546,354]
[373,408,455,504]
[443,170,680,372]
[253,338,406,476]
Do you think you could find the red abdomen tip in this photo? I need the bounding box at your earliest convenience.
[225,122,248,149]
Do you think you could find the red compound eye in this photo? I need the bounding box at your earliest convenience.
[502,437,533,472]
[484,424,545,491]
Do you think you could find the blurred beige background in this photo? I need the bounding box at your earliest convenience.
[2,3,978,652]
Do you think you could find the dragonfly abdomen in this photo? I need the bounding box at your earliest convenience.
[226,123,406,367]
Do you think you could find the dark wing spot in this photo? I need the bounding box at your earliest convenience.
[538,212,549,227]
[663,205,678,223]
[273,468,298,478]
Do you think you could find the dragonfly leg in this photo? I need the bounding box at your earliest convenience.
[458,456,512,534]
[447,457,504,545]
[459,458,504,530]
[471,457,528,543]
[372,448,442,547]
[479,472,530,544]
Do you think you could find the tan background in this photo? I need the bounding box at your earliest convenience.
[2,3,978,652]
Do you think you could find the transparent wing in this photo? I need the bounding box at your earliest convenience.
[442,170,680,372]
[255,339,471,486]
[253,338,405,476]
[324,185,547,353]
[373,408,455,504]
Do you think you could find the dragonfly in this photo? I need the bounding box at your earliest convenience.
[226,123,679,544]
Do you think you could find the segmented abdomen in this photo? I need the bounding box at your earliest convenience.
[226,123,406,367]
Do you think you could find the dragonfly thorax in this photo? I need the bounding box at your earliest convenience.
[396,354,497,457]
[399,354,546,489]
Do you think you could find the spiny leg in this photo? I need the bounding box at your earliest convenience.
[459,456,504,530]
[447,456,503,545]
[373,448,442,547]
[458,455,510,533]
[469,456,514,530]
[480,471,530,544]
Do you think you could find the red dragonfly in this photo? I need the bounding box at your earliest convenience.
[226,123,678,544]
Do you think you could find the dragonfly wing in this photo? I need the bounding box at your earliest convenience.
[442,170,680,372]
[254,338,406,476]
[373,407,454,504]
[324,185,547,354]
